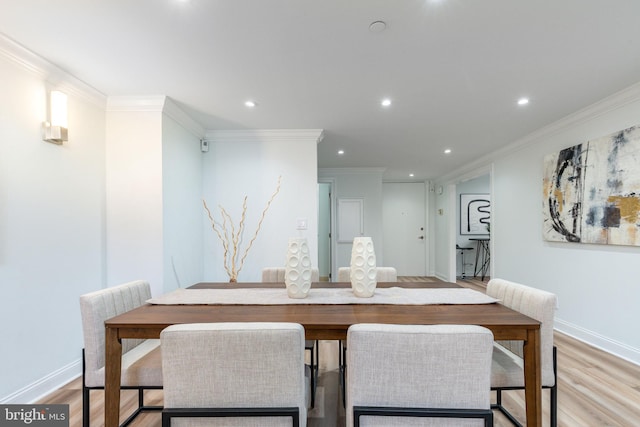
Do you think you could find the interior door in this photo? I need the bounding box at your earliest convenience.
[382,182,427,276]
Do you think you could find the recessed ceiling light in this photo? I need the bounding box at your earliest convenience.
[409,173,415,177]
[245,100,256,108]
[338,150,345,155]
[444,148,452,154]
[381,98,392,107]
[517,98,529,106]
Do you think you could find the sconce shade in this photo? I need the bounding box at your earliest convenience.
[50,91,68,128]
[43,90,68,144]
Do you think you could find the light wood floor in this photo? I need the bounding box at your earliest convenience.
[38,277,640,426]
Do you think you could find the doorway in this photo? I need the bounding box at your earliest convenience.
[317,182,332,281]
[382,182,427,276]
[452,173,492,282]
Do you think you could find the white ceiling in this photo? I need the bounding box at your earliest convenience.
[2,0,640,180]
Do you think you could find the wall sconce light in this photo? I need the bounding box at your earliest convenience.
[43,90,68,144]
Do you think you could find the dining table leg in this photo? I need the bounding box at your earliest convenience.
[104,326,122,427]
[523,327,542,427]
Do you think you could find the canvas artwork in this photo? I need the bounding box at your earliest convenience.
[460,194,491,235]
[542,125,640,246]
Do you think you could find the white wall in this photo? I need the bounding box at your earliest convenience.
[162,109,204,291]
[203,130,321,282]
[318,169,385,273]
[0,42,106,401]
[105,99,165,296]
[440,83,640,364]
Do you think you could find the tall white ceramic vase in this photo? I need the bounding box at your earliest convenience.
[350,236,377,297]
[284,237,312,299]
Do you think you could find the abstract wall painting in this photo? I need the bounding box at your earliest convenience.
[460,194,491,235]
[542,125,640,246]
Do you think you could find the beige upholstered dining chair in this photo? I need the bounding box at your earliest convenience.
[261,266,320,282]
[346,323,494,426]
[336,266,398,282]
[487,278,558,427]
[262,266,319,408]
[160,322,309,427]
[337,265,398,405]
[79,280,163,427]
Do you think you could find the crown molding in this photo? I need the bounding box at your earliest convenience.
[106,95,205,138]
[205,129,324,144]
[437,81,640,183]
[106,95,166,112]
[319,167,387,176]
[0,33,106,108]
[163,97,205,138]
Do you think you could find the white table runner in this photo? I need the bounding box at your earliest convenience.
[147,287,497,305]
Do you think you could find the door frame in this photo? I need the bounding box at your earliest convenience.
[445,165,494,283]
[318,177,336,281]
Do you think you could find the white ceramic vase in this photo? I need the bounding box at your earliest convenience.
[284,237,312,299]
[350,236,377,297]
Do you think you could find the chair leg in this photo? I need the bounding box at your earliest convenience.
[82,386,90,427]
[492,346,558,427]
[82,349,90,427]
[162,411,171,427]
[341,341,347,408]
[492,389,523,427]
[551,346,558,427]
[310,342,316,408]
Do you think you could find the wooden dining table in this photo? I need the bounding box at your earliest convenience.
[104,281,542,426]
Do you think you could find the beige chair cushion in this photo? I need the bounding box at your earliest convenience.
[337,266,398,282]
[346,323,493,427]
[161,322,308,427]
[261,267,319,283]
[487,278,557,387]
[261,267,318,350]
[79,280,163,388]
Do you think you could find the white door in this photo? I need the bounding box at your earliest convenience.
[382,182,427,276]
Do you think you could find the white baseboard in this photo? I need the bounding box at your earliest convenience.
[434,272,449,282]
[555,318,640,366]
[0,359,82,404]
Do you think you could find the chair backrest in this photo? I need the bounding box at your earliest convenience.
[262,267,319,283]
[346,323,493,427]
[337,266,398,282]
[79,280,151,386]
[161,322,307,425]
[487,278,557,386]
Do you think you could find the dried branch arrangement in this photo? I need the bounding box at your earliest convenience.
[203,176,282,282]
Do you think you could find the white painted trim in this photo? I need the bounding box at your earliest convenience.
[0,33,106,108]
[434,272,449,282]
[319,167,387,176]
[438,81,640,183]
[205,129,324,144]
[318,177,337,281]
[163,97,205,138]
[106,95,166,112]
[106,95,205,138]
[555,319,640,366]
[0,359,81,404]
